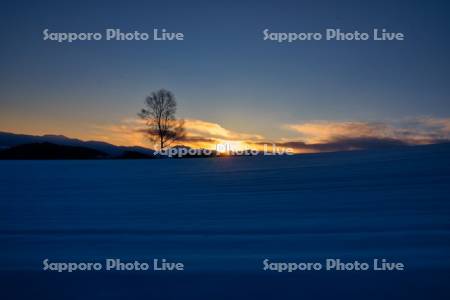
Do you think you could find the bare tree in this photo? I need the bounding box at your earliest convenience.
[138,89,185,150]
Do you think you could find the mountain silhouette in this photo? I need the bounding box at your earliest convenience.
[0,142,109,159]
[0,131,153,156]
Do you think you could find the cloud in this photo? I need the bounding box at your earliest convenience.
[85,116,450,153]
[88,119,149,147]
[274,137,408,153]
[281,118,450,153]
[285,121,392,143]
[89,118,264,149]
[183,119,264,141]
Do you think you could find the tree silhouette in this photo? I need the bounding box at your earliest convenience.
[138,89,185,150]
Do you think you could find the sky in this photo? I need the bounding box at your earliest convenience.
[1,0,450,152]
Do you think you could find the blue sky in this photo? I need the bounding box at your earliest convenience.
[0,0,449,149]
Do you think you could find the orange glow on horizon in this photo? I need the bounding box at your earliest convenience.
[3,117,450,154]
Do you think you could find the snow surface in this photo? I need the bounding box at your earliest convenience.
[0,144,449,299]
